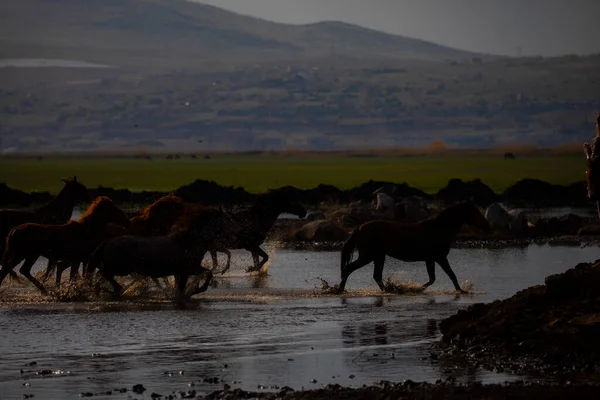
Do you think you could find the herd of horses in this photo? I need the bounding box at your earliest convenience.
[0,176,493,300]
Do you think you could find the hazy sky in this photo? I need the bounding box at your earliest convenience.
[194,0,600,56]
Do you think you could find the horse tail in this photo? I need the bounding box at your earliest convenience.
[86,239,109,276]
[2,228,18,268]
[341,229,359,274]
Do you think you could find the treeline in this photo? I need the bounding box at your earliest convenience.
[0,178,590,209]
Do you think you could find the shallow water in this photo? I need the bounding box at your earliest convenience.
[1,245,599,399]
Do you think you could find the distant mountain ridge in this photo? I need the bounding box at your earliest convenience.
[0,0,487,69]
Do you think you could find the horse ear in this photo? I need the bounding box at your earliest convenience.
[73,176,77,182]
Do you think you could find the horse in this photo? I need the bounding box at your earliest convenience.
[335,202,491,294]
[0,177,89,265]
[128,195,230,270]
[130,195,187,236]
[85,207,229,300]
[211,188,307,274]
[43,223,130,288]
[0,196,131,294]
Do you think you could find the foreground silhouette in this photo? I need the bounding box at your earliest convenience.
[0,196,131,294]
[335,202,491,293]
[0,177,89,282]
[583,112,600,218]
[86,207,228,300]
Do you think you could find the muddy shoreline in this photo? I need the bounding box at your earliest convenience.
[198,381,600,400]
[435,260,600,386]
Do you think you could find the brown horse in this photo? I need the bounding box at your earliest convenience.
[213,189,307,274]
[86,207,229,300]
[0,196,131,294]
[0,177,89,266]
[45,223,130,287]
[336,202,491,294]
[129,195,228,270]
[130,195,187,236]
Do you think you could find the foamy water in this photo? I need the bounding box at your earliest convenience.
[1,245,598,399]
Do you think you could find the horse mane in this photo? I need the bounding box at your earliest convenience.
[136,195,184,220]
[77,196,114,223]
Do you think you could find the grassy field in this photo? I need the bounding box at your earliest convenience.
[0,154,587,195]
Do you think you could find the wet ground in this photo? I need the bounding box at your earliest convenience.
[1,244,599,399]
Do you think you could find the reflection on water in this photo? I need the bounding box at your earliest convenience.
[1,245,599,399]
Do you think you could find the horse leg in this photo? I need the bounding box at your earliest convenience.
[422,260,436,289]
[19,256,48,295]
[372,255,386,291]
[247,247,269,273]
[0,255,25,289]
[192,271,213,295]
[218,250,232,275]
[69,262,80,282]
[597,200,599,219]
[338,255,374,292]
[41,259,57,283]
[436,257,466,294]
[174,275,190,300]
[250,252,260,272]
[1,244,23,283]
[98,270,122,297]
[209,250,219,272]
[55,261,71,288]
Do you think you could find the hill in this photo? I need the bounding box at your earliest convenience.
[0,0,484,69]
[1,0,599,153]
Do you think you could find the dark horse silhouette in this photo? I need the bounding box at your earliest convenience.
[0,196,131,294]
[584,112,600,218]
[0,177,89,283]
[124,190,306,275]
[0,177,89,265]
[85,207,228,300]
[44,222,130,288]
[503,152,516,160]
[215,189,307,274]
[335,202,491,293]
[128,195,232,273]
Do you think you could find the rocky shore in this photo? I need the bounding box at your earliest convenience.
[437,260,600,381]
[197,381,599,400]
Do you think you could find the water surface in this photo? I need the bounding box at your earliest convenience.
[1,245,598,399]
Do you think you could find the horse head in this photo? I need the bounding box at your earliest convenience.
[79,196,132,231]
[61,176,91,202]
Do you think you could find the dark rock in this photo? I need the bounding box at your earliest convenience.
[439,259,600,377]
[436,178,498,207]
[132,384,146,394]
[502,179,588,207]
